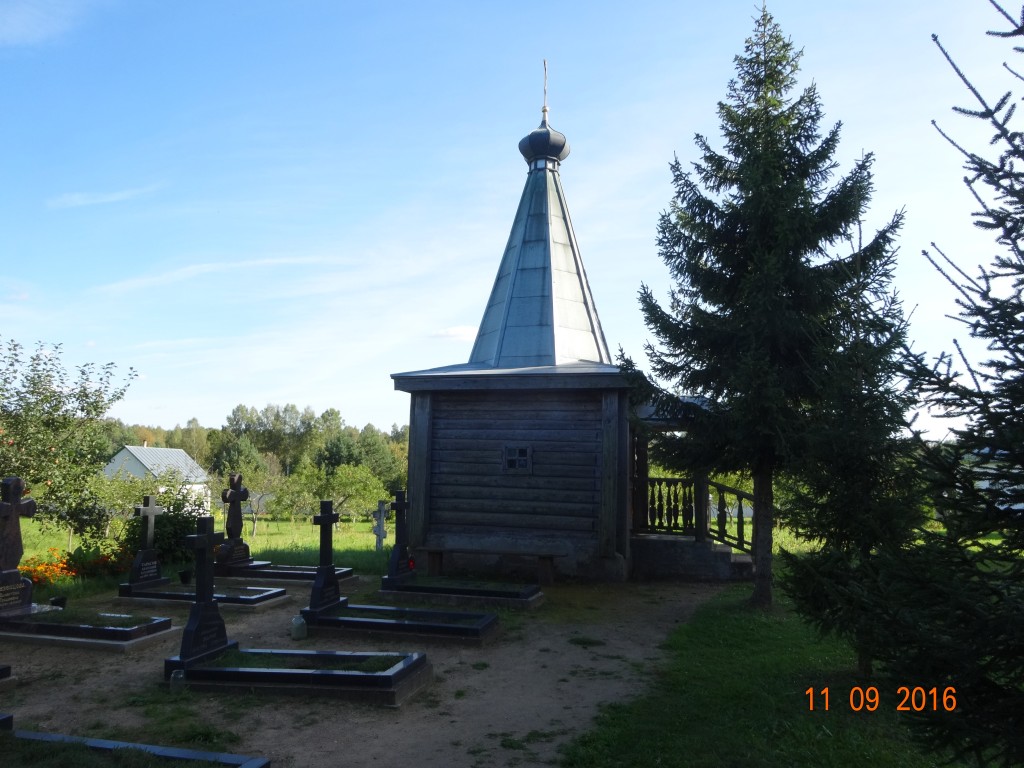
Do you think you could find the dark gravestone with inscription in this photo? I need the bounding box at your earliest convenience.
[124,496,170,590]
[381,491,415,589]
[0,477,36,616]
[175,517,237,667]
[215,474,252,570]
[306,500,345,614]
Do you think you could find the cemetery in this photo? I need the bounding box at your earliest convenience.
[4,5,1022,763]
[1,462,729,766]
[0,100,935,764]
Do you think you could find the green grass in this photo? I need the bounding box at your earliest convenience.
[559,585,960,768]
[206,516,391,574]
[20,520,69,558]
[32,574,126,602]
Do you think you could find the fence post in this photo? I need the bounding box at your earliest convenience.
[631,433,650,533]
[693,472,709,543]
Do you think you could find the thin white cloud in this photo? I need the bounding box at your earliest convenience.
[96,255,353,294]
[46,183,162,209]
[0,0,89,46]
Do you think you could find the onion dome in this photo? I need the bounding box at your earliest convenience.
[518,107,570,164]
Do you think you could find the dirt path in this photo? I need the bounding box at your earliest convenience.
[1,578,723,767]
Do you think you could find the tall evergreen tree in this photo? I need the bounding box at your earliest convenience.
[778,240,927,674]
[865,5,1024,763]
[637,7,902,606]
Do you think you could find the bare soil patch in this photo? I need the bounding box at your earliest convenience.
[1,578,724,767]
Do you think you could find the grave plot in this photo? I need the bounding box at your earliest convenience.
[0,607,173,652]
[117,502,288,610]
[298,501,500,645]
[379,493,544,609]
[213,474,354,585]
[164,513,433,707]
[0,478,174,652]
[169,648,432,707]
[304,603,499,645]
[118,582,288,610]
[1,712,271,767]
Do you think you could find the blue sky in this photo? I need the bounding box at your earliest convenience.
[0,0,1010,434]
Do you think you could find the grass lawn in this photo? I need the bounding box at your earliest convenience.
[559,584,960,768]
[20,516,391,581]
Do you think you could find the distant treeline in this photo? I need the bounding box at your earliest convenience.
[100,403,409,494]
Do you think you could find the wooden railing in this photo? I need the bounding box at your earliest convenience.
[638,476,754,555]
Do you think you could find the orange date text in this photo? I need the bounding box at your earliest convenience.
[805,686,957,712]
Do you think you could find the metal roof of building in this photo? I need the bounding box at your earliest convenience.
[392,360,627,392]
[113,446,208,482]
[466,110,612,369]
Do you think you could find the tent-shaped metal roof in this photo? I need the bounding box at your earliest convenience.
[468,110,612,369]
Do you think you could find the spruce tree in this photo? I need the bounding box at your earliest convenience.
[865,4,1024,763]
[637,7,902,606]
[778,240,927,675]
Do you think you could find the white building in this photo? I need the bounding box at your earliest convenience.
[104,445,211,512]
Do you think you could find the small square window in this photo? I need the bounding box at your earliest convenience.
[503,446,532,474]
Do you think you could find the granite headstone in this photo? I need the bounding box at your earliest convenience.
[216,474,251,567]
[178,516,236,664]
[308,500,342,612]
[0,477,36,616]
[386,491,414,584]
[127,496,169,587]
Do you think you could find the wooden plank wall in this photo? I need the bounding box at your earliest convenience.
[429,390,602,534]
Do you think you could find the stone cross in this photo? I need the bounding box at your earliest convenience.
[313,500,339,569]
[135,495,165,551]
[221,473,249,540]
[0,477,36,572]
[185,516,224,604]
[372,500,388,552]
[308,500,342,611]
[387,490,413,579]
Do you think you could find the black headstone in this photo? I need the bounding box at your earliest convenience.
[216,474,251,566]
[178,516,234,664]
[386,491,414,582]
[0,477,35,572]
[307,500,343,612]
[128,496,167,586]
[0,477,35,616]
[221,473,249,540]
